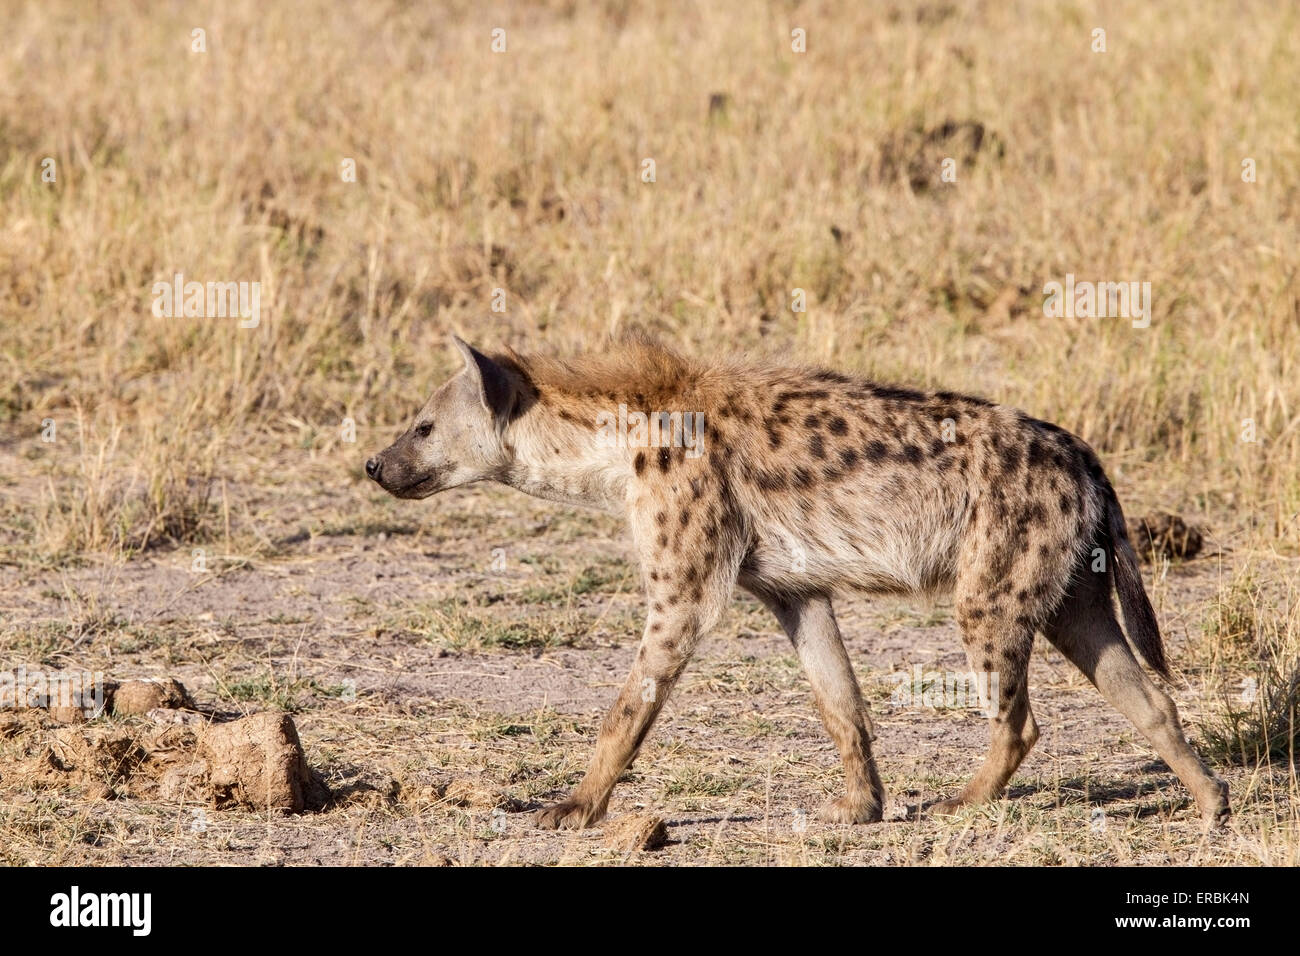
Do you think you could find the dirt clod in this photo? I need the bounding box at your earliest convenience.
[1133,513,1203,561]
[198,712,329,813]
[41,727,146,786]
[603,813,669,852]
[112,679,190,716]
[47,706,86,724]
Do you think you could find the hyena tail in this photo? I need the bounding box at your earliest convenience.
[1102,484,1171,680]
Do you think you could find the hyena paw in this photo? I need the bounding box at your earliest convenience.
[536,797,604,830]
[1200,780,1231,830]
[817,795,883,825]
[929,796,971,817]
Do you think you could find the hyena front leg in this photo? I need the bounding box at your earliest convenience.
[537,496,741,830]
[749,586,885,823]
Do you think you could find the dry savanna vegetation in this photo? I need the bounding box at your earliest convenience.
[0,0,1297,865]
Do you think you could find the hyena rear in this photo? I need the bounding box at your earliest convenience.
[366,336,1230,830]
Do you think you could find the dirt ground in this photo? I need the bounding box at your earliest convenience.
[1,448,1294,866]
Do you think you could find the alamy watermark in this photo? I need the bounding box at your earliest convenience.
[1043,274,1151,328]
[0,667,107,717]
[50,886,151,936]
[888,664,1001,718]
[595,404,705,458]
[151,272,261,328]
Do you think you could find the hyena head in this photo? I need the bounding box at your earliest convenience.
[365,336,522,499]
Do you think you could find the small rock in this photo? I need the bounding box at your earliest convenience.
[198,712,329,813]
[47,705,86,724]
[113,679,190,716]
[1132,513,1203,561]
[603,813,669,852]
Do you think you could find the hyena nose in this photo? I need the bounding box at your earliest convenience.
[365,457,382,481]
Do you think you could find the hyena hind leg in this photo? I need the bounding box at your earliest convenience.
[932,613,1039,814]
[749,587,886,824]
[1042,577,1231,828]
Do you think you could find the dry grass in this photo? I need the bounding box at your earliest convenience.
[1,0,1298,865]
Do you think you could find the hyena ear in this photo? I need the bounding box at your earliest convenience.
[451,335,516,420]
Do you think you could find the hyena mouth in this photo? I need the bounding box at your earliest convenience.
[390,474,442,499]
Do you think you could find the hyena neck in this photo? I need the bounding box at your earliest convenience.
[497,398,629,512]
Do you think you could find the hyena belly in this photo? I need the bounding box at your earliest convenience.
[739,470,970,597]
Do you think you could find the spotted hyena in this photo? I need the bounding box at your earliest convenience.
[365,335,1230,830]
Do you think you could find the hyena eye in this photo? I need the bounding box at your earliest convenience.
[415,422,433,439]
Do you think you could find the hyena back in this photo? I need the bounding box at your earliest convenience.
[366,336,1230,830]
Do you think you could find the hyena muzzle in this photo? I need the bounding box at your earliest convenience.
[366,336,1231,830]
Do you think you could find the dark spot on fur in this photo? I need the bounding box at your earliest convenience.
[657,448,671,472]
[634,451,647,475]
[793,467,814,489]
[901,443,923,464]
[809,434,826,459]
[829,416,848,435]
[1000,444,1021,472]
[804,413,821,429]
[839,448,859,469]
[865,440,889,463]
[813,371,851,385]
[873,385,926,403]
